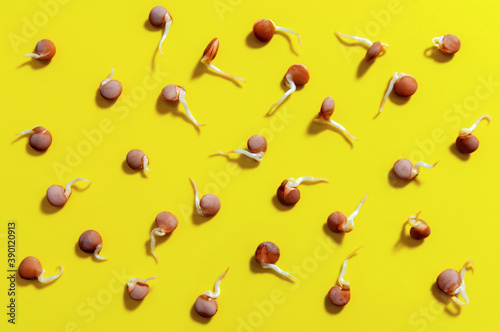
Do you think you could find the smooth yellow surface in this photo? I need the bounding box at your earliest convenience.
[1,0,500,331]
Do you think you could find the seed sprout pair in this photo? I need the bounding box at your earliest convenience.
[149,6,173,55]
[24,39,56,61]
[99,68,122,101]
[328,247,362,307]
[18,257,63,284]
[277,177,328,206]
[194,268,229,318]
[127,276,158,301]
[79,230,106,260]
[255,242,294,279]
[437,260,474,305]
[267,64,309,116]
[190,178,221,217]
[150,212,178,262]
[46,178,91,207]
[379,72,418,113]
[216,135,268,162]
[253,19,302,47]
[392,159,437,181]
[161,85,204,127]
[126,149,150,172]
[335,32,388,62]
[432,34,460,54]
[327,195,368,233]
[406,212,431,240]
[455,114,491,154]
[201,38,245,83]
[314,97,357,141]
[17,126,52,151]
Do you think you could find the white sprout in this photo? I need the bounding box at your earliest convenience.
[459,114,491,137]
[285,177,329,188]
[337,247,362,289]
[379,72,406,113]
[267,74,296,116]
[24,53,41,59]
[203,268,229,299]
[150,228,166,262]
[17,128,36,135]
[342,194,368,232]
[204,63,245,83]
[336,32,373,47]
[407,211,423,229]
[38,265,64,283]
[313,117,358,140]
[190,178,204,216]
[143,156,150,173]
[178,89,205,126]
[93,244,106,261]
[64,178,92,197]
[452,260,474,306]
[127,276,159,287]
[271,20,302,47]
[215,149,264,162]
[158,16,173,56]
[262,262,295,279]
[411,162,437,177]
[100,67,114,87]
[432,36,444,48]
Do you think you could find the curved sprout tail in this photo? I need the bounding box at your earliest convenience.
[38,265,64,283]
[452,260,474,306]
[158,18,173,56]
[17,128,37,135]
[338,247,362,289]
[379,72,406,113]
[412,161,437,177]
[203,267,230,299]
[232,149,264,162]
[274,25,302,47]
[150,228,166,262]
[266,75,296,116]
[407,211,422,228]
[343,194,368,232]
[142,156,150,173]
[178,90,205,126]
[93,244,106,261]
[127,276,158,287]
[459,114,492,136]
[262,263,295,279]
[24,53,41,59]
[335,32,373,47]
[328,119,358,140]
[100,67,115,87]
[189,178,204,215]
[64,178,92,197]
[206,63,246,83]
[286,176,329,188]
[432,36,444,47]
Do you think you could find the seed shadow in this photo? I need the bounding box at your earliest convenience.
[430,283,461,316]
[274,31,299,55]
[209,152,260,169]
[449,142,470,161]
[249,256,294,283]
[40,196,60,214]
[121,160,136,175]
[191,60,243,88]
[123,285,142,310]
[324,293,344,314]
[155,95,201,133]
[95,88,116,108]
[387,169,413,188]
[271,195,294,211]
[323,224,344,245]
[245,31,266,49]
[25,142,47,156]
[74,242,88,259]
[145,224,172,262]
[357,58,373,78]
[192,210,212,225]
[143,19,157,32]
[389,90,410,106]
[307,121,354,149]
[423,47,454,63]
[393,222,423,251]
[17,59,52,70]
[190,303,212,324]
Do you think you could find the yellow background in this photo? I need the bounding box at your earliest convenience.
[1,0,499,331]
